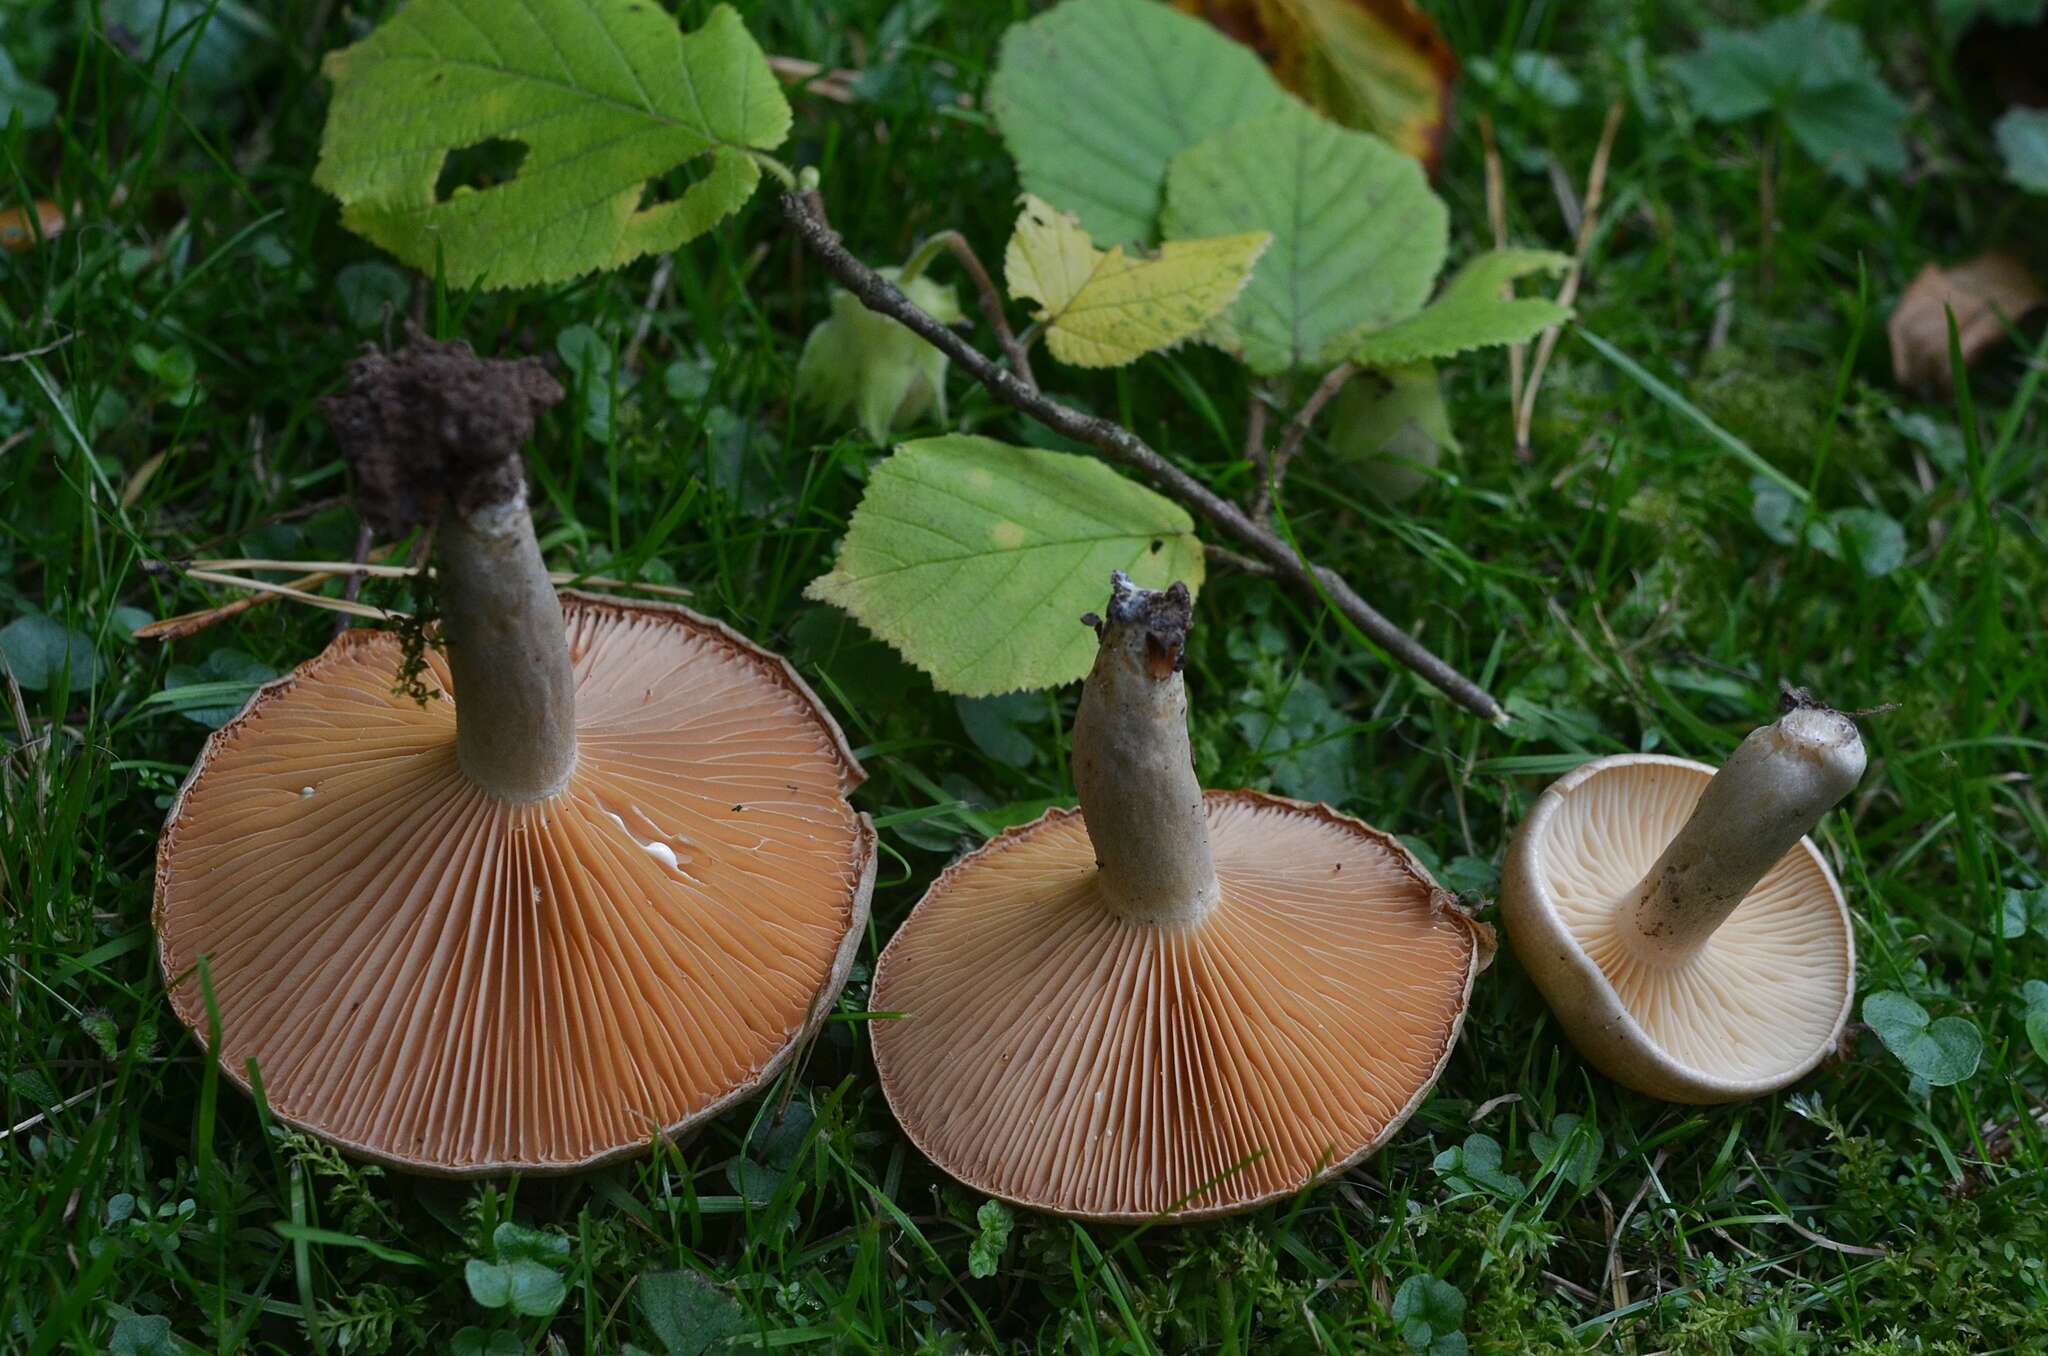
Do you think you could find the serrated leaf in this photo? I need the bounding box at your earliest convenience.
[1344,248,1569,368]
[796,270,962,442]
[988,0,1295,246]
[315,0,790,288]
[968,1199,1014,1279]
[806,436,1205,696]
[1176,0,1458,171]
[1162,103,1446,374]
[1863,990,1982,1087]
[1996,108,2048,195]
[1667,14,1907,187]
[1003,195,1268,368]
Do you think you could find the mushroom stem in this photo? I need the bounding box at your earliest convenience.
[438,492,578,801]
[1624,703,1865,960]
[1071,573,1218,927]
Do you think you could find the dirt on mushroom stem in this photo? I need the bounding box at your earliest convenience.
[1623,698,1867,961]
[1071,571,1220,927]
[322,333,576,801]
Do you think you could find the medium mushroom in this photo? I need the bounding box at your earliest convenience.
[1500,695,1866,1103]
[154,336,876,1174]
[869,573,1490,1220]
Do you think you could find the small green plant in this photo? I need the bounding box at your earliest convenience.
[1863,990,1984,1087]
[464,1222,571,1320]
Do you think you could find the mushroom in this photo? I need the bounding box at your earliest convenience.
[153,336,876,1174]
[1499,695,1865,1103]
[869,573,1490,1220]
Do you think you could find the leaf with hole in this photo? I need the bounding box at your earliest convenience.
[315,0,790,288]
[1863,990,1981,1087]
[1344,248,1569,370]
[806,436,1204,696]
[1004,195,1269,368]
[988,0,1295,246]
[1162,102,1446,374]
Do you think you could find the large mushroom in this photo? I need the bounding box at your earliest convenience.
[154,337,876,1174]
[870,574,1490,1221]
[1500,695,1865,1103]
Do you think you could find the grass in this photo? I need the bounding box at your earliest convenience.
[4,0,2047,1352]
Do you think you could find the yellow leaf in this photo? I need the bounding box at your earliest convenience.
[1003,195,1269,369]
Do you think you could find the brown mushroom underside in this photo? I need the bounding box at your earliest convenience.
[155,593,874,1174]
[871,792,1486,1220]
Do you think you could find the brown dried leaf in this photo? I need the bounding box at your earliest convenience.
[1888,253,2047,394]
[1177,0,1458,174]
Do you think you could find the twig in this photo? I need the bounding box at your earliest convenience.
[1480,115,1527,458]
[335,523,374,637]
[781,190,1505,723]
[1258,363,1358,523]
[1517,101,1625,457]
[622,254,676,374]
[901,230,1036,389]
[1242,392,1271,489]
[1204,543,1274,577]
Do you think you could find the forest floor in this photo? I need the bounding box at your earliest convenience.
[3,1,2046,1353]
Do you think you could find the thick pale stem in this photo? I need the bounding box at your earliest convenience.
[1625,704,1865,960]
[438,492,578,801]
[1070,573,1218,927]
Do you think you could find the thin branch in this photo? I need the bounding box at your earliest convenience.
[1242,393,1271,487]
[781,191,1505,723]
[1517,101,1624,455]
[901,230,1037,389]
[1258,362,1358,523]
[1204,543,1275,577]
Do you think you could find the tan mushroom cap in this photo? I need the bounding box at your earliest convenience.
[1502,754,1852,1103]
[870,791,1488,1221]
[155,592,875,1174]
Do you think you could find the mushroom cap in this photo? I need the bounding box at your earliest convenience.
[154,591,875,1174]
[870,791,1489,1221]
[1500,754,1853,1104]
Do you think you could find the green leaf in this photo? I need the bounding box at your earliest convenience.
[2001,887,2048,940]
[1864,990,1982,1087]
[1391,1275,1467,1356]
[109,1315,177,1356]
[1828,507,1907,578]
[1235,678,1358,805]
[1529,1113,1603,1189]
[639,1270,749,1356]
[1162,104,1446,374]
[1003,195,1269,368]
[795,270,962,443]
[1666,15,1906,187]
[164,650,279,729]
[451,1328,521,1356]
[335,261,411,330]
[1431,1133,1522,1197]
[968,1199,1014,1279]
[806,436,1205,696]
[987,0,1294,247]
[955,693,1047,769]
[1996,109,2048,195]
[1345,249,1570,369]
[1328,364,1458,503]
[2021,981,2048,1066]
[0,615,100,691]
[315,0,790,288]
[0,49,57,129]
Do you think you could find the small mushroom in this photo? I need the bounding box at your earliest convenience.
[1500,697,1866,1103]
[153,336,876,1174]
[869,573,1490,1221]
